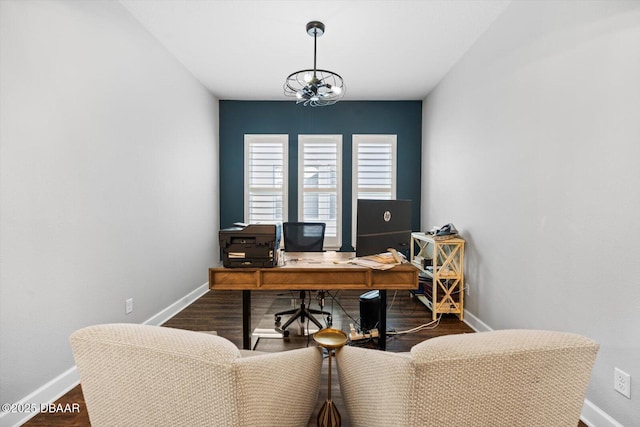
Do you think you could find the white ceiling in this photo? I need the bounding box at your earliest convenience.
[119,0,511,101]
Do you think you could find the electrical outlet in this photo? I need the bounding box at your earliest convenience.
[465,283,470,295]
[125,298,134,315]
[614,367,631,399]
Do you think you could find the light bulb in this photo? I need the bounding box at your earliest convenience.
[332,86,342,95]
[304,73,313,83]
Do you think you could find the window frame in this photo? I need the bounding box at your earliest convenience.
[351,134,398,245]
[298,134,342,249]
[243,134,289,224]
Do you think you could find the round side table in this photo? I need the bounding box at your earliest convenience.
[313,328,348,427]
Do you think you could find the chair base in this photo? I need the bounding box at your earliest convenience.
[275,291,331,336]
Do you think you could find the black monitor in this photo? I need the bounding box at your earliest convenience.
[355,199,412,257]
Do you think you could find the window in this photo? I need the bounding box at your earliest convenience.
[244,134,288,224]
[352,134,397,244]
[298,135,342,249]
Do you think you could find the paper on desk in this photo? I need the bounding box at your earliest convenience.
[350,253,400,270]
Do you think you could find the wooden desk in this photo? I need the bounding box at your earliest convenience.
[209,252,419,350]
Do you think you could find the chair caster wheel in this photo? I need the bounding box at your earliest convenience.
[274,316,281,323]
[282,330,290,338]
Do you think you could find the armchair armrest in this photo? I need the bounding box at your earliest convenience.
[234,347,323,427]
[335,346,413,427]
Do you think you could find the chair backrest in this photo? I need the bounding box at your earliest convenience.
[409,329,599,426]
[283,222,325,252]
[336,329,599,427]
[70,323,323,427]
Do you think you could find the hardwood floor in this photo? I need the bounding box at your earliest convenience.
[22,289,588,427]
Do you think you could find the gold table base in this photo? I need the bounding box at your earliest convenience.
[317,399,341,427]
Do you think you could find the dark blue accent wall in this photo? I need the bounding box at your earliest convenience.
[219,100,422,250]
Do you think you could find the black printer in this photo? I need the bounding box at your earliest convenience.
[219,224,281,268]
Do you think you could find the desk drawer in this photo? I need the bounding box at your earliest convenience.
[261,269,372,289]
[209,270,260,290]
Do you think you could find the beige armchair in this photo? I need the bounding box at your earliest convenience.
[336,329,598,427]
[70,323,323,427]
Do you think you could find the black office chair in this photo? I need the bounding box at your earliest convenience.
[274,222,332,337]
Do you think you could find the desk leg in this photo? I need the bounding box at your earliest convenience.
[242,290,251,350]
[379,289,387,351]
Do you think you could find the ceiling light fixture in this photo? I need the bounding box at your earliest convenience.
[284,21,345,107]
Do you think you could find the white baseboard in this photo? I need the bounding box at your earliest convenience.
[143,282,209,326]
[0,282,209,427]
[463,308,493,333]
[580,398,623,427]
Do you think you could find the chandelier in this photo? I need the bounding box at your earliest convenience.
[284,21,345,107]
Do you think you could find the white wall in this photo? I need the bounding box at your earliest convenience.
[422,1,640,425]
[0,0,219,412]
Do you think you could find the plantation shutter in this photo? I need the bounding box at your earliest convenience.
[244,134,288,224]
[298,135,342,248]
[352,134,397,243]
